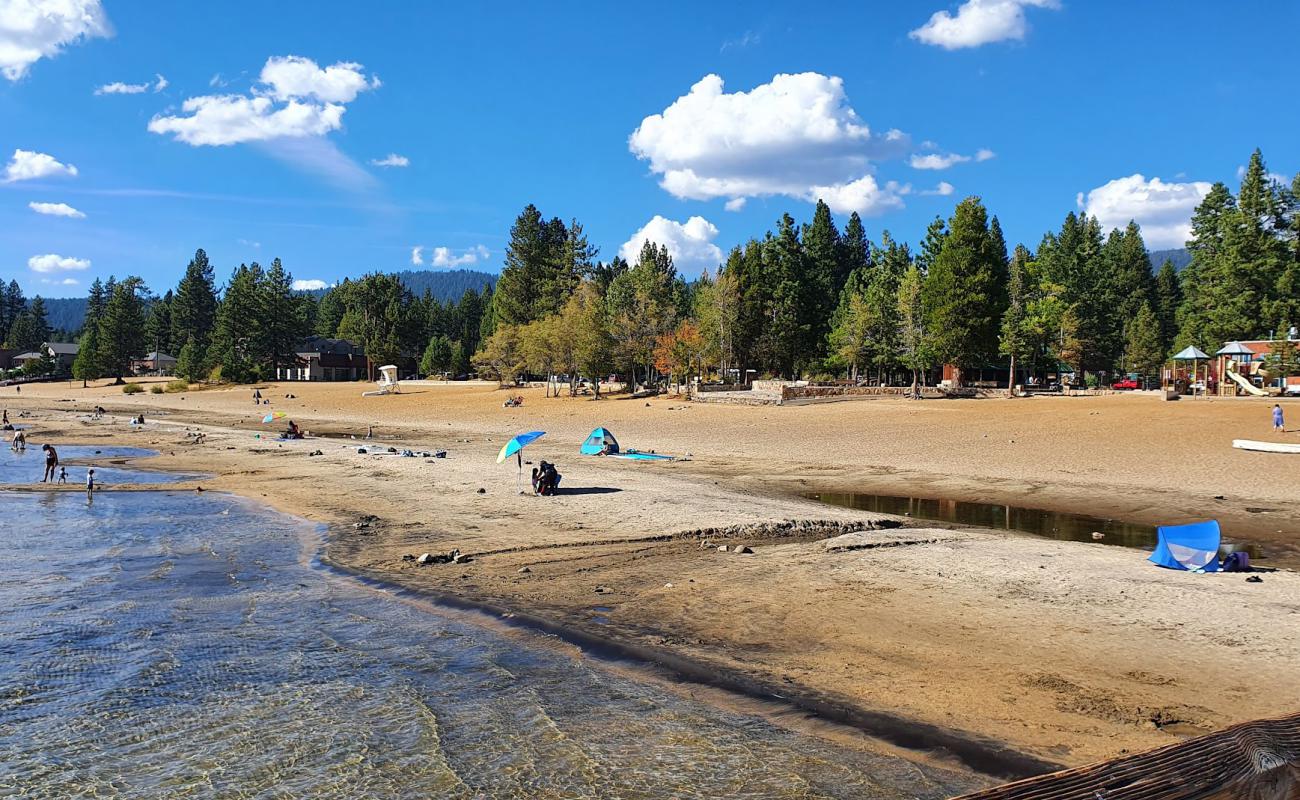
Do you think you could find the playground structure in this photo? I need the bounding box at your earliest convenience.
[361,365,401,397]
[1164,338,1300,397]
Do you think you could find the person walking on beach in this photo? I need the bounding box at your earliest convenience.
[253,388,262,404]
[1273,404,1285,433]
[86,469,95,498]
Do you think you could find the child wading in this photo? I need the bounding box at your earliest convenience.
[86,469,95,498]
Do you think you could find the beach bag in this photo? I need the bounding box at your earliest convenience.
[1222,551,1251,572]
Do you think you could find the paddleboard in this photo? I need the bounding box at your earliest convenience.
[1233,439,1300,454]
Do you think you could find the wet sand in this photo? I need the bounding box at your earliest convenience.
[5,378,1299,771]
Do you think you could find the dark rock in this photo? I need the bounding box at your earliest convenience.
[401,554,415,562]
[477,488,486,494]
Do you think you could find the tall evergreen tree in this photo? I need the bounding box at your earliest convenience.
[208,264,264,382]
[98,278,148,382]
[896,259,930,393]
[1153,260,1181,354]
[259,258,308,375]
[1124,303,1164,377]
[922,197,1007,381]
[802,199,842,357]
[764,214,810,377]
[144,290,175,357]
[1000,244,1033,387]
[6,296,50,352]
[172,248,218,355]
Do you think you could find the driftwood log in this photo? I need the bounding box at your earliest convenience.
[955,711,1300,800]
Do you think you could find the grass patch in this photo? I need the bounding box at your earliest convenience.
[164,379,189,393]
[149,385,164,394]
[122,383,144,395]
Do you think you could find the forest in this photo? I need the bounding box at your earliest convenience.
[4,148,1296,390]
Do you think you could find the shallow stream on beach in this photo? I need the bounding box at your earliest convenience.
[0,489,982,798]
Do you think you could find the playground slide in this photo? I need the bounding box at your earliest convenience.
[1226,369,1267,396]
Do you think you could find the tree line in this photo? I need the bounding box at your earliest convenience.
[23,147,1299,390]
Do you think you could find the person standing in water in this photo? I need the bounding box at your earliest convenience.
[1274,404,1285,432]
[40,444,59,483]
[57,467,67,485]
[86,468,95,498]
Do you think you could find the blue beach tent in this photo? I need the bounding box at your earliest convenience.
[581,427,619,455]
[1149,520,1221,572]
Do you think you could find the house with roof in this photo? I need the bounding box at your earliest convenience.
[132,351,178,376]
[11,342,79,374]
[275,336,369,381]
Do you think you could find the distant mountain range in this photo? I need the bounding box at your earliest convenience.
[36,269,498,336]
[1149,248,1191,271]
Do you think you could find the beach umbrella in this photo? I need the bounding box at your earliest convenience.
[261,411,287,424]
[497,431,546,464]
[498,430,546,491]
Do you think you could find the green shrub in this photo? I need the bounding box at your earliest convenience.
[149,385,164,394]
[164,379,189,393]
[122,383,144,394]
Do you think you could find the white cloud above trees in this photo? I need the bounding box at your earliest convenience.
[629,72,912,215]
[909,148,994,170]
[619,216,722,275]
[0,0,111,80]
[3,149,78,181]
[95,73,166,94]
[29,200,84,217]
[370,153,409,168]
[148,56,378,146]
[410,244,490,268]
[1078,173,1213,249]
[910,0,1059,50]
[28,253,90,272]
[291,279,328,291]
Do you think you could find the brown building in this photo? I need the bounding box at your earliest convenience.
[275,337,368,381]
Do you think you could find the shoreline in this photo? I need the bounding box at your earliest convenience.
[5,379,1299,770]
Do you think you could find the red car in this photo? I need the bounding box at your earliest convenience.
[1112,377,1141,390]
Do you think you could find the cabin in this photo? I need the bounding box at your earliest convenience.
[275,337,369,381]
[11,342,79,374]
[132,351,178,376]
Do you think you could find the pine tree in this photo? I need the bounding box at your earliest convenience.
[1153,260,1181,354]
[802,199,842,357]
[493,205,586,327]
[916,216,947,273]
[315,282,347,337]
[7,296,50,351]
[175,334,205,383]
[419,335,454,376]
[1124,303,1164,377]
[572,281,614,398]
[1000,245,1033,387]
[0,280,24,338]
[922,197,1007,381]
[144,290,175,357]
[172,248,219,356]
[840,212,872,286]
[260,258,307,375]
[896,260,930,393]
[98,278,148,382]
[208,264,264,382]
[72,324,102,385]
[764,214,809,377]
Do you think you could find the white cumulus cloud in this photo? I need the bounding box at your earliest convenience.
[619,216,722,275]
[28,253,90,273]
[909,148,995,170]
[410,246,424,265]
[95,73,166,95]
[29,201,84,217]
[370,153,409,168]
[148,55,377,147]
[291,279,329,291]
[922,181,956,196]
[430,244,489,268]
[1079,173,1213,249]
[0,0,111,81]
[629,72,912,215]
[910,0,1059,50]
[4,149,78,182]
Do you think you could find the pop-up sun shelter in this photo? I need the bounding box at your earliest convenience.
[580,427,675,461]
[1149,520,1221,572]
[581,427,619,455]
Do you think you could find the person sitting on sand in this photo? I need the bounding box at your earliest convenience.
[534,461,561,496]
[284,420,302,440]
[41,444,59,483]
[1273,404,1284,433]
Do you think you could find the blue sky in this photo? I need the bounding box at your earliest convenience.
[1,0,1296,298]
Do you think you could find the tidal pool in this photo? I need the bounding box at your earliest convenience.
[0,491,983,798]
[0,446,194,485]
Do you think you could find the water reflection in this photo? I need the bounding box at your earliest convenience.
[0,491,981,799]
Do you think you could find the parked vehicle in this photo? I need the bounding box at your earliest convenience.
[1112,377,1140,390]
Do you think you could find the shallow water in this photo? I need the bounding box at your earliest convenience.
[0,446,193,485]
[0,491,980,798]
[809,492,1159,549]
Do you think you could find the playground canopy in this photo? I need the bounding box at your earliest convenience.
[1215,341,1254,357]
[1149,520,1221,572]
[1172,346,1210,360]
[581,427,619,455]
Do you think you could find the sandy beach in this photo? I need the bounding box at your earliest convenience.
[6,379,1299,773]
